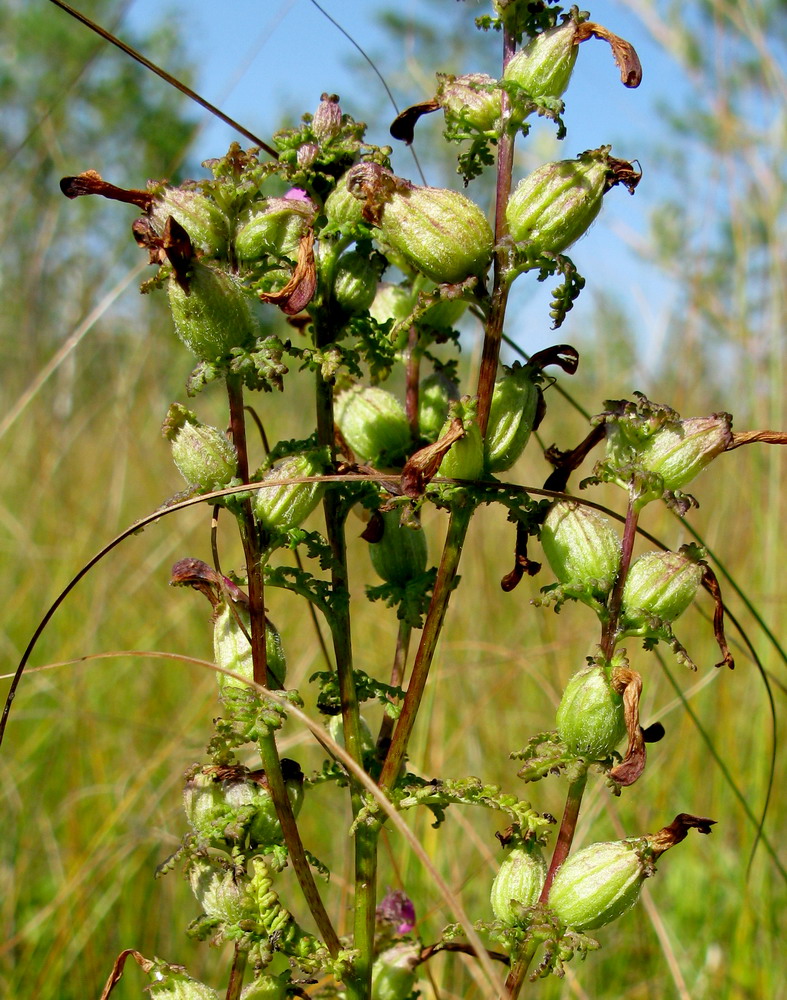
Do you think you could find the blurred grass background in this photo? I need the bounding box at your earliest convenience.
[1,1,784,998]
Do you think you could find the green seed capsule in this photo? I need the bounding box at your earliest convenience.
[148,973,220,1000]
[621,549,703,628]
[327,713,376,755]
[188,859,245,924]
[506,147,637,257]
[484,362,540,472]
[490,841,548,925]
[638,414,732,493]
[234,197,314,261]
[151,187,229,257]
[347,163,493,284]
[324,171,366,230]
[239,976,288,1000]
[503,19,581,102]
[163,403,237,492]
[335,385,411,467]
[437,416,484,481]
[418,372,459,443]
[548,839,650,931]
[437,72,502,132]
[540,500,621,595]
[368,509,428,586]
[252,452,326,532]
[556,665,626,758]
[168,262,261,362]
[370,944,421,1000]
[213,604,288,690]
[333,250,380,314]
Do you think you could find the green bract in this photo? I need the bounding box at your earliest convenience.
[621,549,704,629]
[540,500,621,595]
[164,403,237,493]
[252,452,326,533]
[484,362,540,472]
[556,665,626,758]
[368,509,428,586]
[168,262,260,362]
[490,840,547,925]
[548,839,650,931]
[335,385,411,467]
[148,975,220,1000]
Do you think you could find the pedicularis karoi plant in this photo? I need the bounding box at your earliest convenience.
[8,2,787,999]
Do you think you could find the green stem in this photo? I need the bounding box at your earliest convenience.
[227,376,341,958]
[501,938,539,1000]
[224,944,247,1000]
[313,319,374,996]
[379,502,473,792]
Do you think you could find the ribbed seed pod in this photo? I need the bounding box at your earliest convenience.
[484,362,540,472]
[638,414,733,493]
[503,19,581,101]
[370,944,421,1000]
[621,549,703,628]
[346,163,493,284]
[540,500,621,594]
[150,187,229,257]
[556,664,626,758]
[437,72,502,132]
[418,373,459,443]
[548,839,650,931]
[437,417,484,481]
[212,604,287,690]
[252,452,326,533]
[148,974,220,1000]
[332,251,380,314]
[506,147,625,256]
[368,509,428,585]
[168,262,260,362]
[239,976,288,1000]
[490,841,548,924]
[234,197,314,261]
[164,403,237,492]
[324,171,366,230]
[335,386,411,467]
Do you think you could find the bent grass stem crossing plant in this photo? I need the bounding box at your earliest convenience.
[4,2,787,1000]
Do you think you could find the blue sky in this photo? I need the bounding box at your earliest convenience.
[121,0,687,370]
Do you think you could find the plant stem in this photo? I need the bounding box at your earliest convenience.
[377,618,412,750]
[502,938,539,1000]
[227,376,341,957]
[313,319,375,997]
[540,769,588,901]
[224,944,247,1000]
[379,502,473,791]
[601,496,640,658]
[476,25,518,435]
